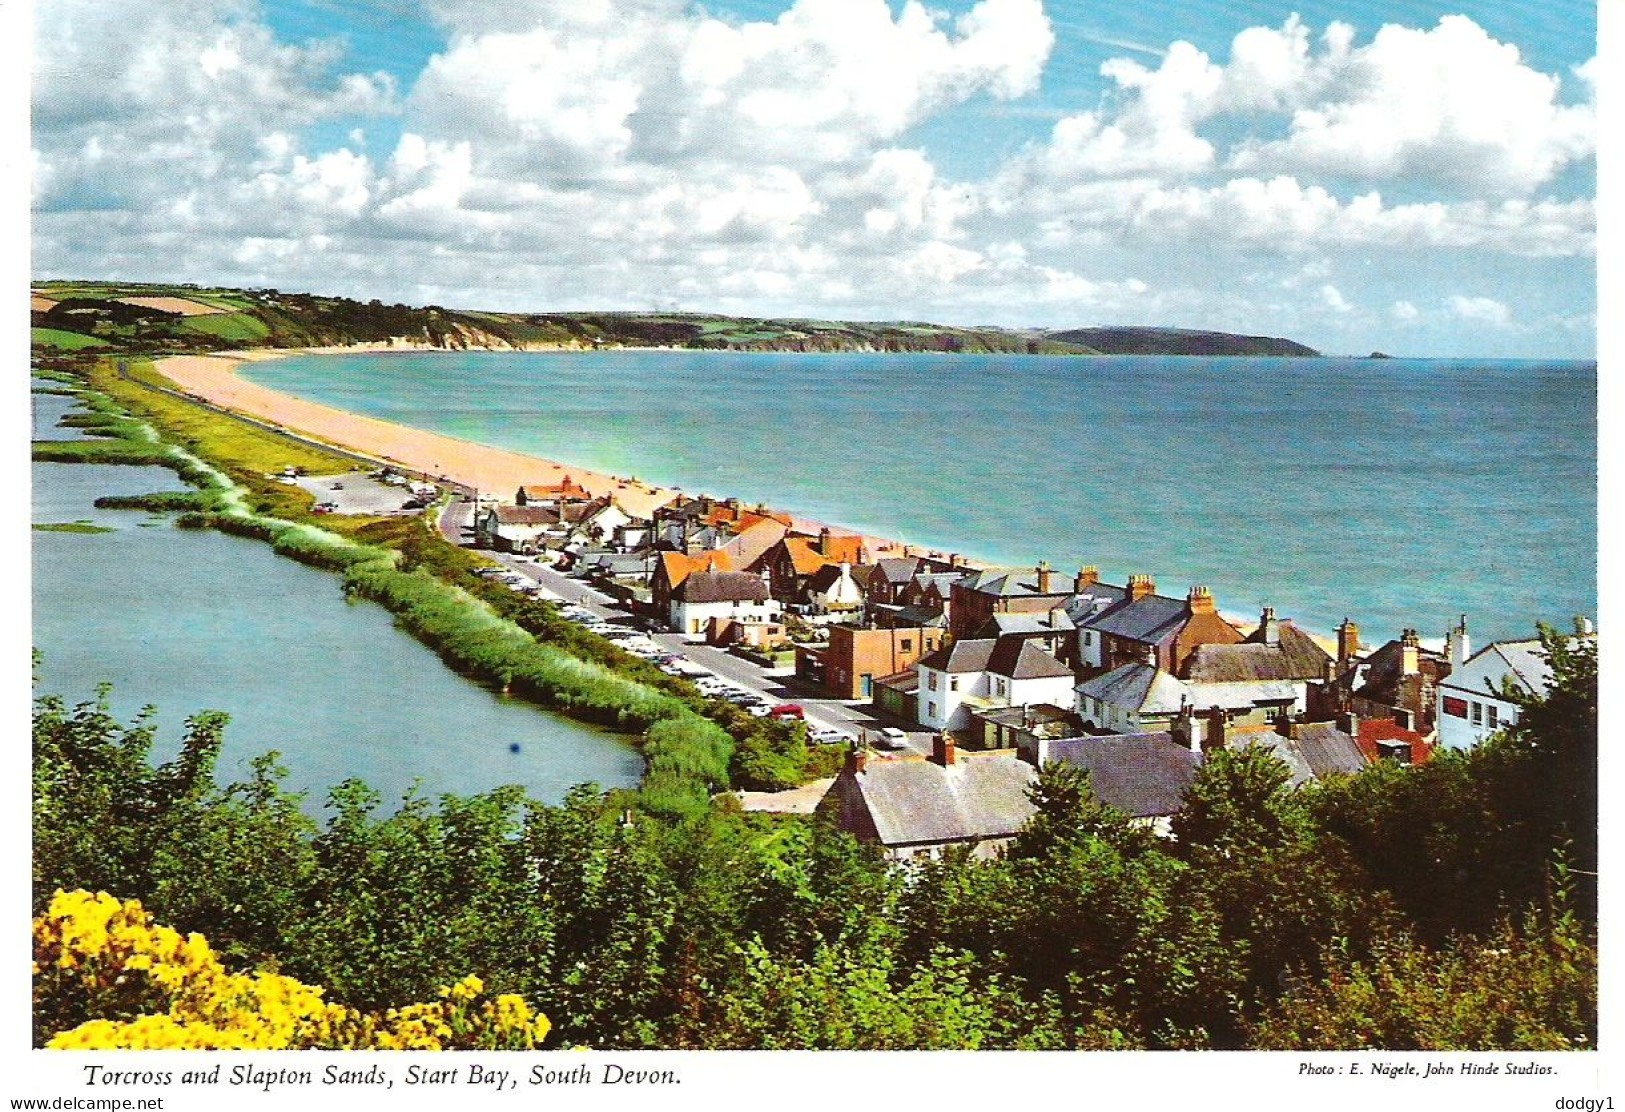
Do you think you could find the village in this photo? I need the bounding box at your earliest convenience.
[447,472,1587,861]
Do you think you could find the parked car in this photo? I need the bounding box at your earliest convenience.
[809,727,847,745]
[876,727,909,750]
[769,704,805,720]
[312,501,338,515]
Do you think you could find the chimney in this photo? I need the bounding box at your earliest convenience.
[948,553,962,568]
[1202,706,1226,753]
[1377,740,1413,766]
[1074,565,1098,592]
[1276,710,1295,738]
[1336,709,1360,736]
[847,745,870,775]
[932,732,957,767]
[724,497,740,511]
[819,526,832,556]
[1400,628,1420,676]
[1447,615,1469,671]
[1171,703,1195,751]
[1187,585,1216,615]
[1128,574,1156,602]
[1036,561,1053,593]
[1336,618,1360,666]
[1259,605,1279,644]
[1048,607,1066,630]
[1392,707,1415,731]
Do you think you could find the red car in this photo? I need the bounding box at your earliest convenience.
[768,704,805,720]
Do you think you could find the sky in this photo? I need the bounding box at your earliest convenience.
[30,0,1599,357]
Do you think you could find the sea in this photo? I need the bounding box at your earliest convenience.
[245,351,1596,647]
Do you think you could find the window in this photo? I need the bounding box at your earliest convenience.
[950,677,959,692]
[1487,705,1499,729]
[995,678,1007,697]
[861,673,873,698]
[1443,696,1468,718]
[900,638,913,652]
[928,672,938,691]
[928,701,937,718]
[1083,632,1093,646]
[1471,701,1483,725]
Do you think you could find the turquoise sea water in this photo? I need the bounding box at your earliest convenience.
[246,351,1596,645]
[31,457,643,812]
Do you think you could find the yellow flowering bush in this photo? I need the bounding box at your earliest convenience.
[34,890,550,1050]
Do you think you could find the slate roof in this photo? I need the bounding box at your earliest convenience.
[917,638,996,674]
[1064,583,1127,622]
[1043,733,1200,818]
[869,603,949,628]
[914,571,971,595]
[1184,678,1301,711]
[958,567,1069,598]
[977,611,1076,637]
[1444,639,1554,699]
[987,639,1073,680]
[1077,663,1189,716]
[1083,594,1189,643]
[676,570,770,604]
[1290,723,1370,778]
[873,557,921,585]
[1350,637,1449,703]
[1227,724,1368,787]
[824,753,1037,848]
[873,670,920,694]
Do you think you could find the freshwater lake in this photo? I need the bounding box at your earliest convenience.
[31,391,643,811]
[247,351,1596,645]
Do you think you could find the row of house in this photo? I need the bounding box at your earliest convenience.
[466,481,1586,860]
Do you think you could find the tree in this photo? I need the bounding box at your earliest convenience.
[1171,744,1309,855]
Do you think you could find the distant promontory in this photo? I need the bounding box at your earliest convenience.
[1044,326,1320,358]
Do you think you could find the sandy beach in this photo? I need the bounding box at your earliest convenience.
[154,348,905,545]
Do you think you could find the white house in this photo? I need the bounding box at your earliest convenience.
[669,570,782,639]
[1435,626,1555,749]
[915,637,1075,732]
[806,561,864,615]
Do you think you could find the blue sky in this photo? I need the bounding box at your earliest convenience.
[33,1,1598,356]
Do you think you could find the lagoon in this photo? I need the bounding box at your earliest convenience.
[247,350,1596,644]
[31,459,643,812]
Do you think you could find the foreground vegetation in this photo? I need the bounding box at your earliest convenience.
[31,625,1594,1048]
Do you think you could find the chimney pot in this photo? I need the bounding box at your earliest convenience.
[1036,561,1053,594]
[1187,585,1216,615]
[1129,574,1156,602]
[1336,618,1360,666]
[1074,565,1098,592]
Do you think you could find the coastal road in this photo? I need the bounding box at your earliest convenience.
[436,502,936,754]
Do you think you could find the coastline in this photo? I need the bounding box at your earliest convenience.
[155,346,1348,646]
[155,347,912,555]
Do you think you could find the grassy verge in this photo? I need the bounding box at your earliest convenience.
[34,522,114,534]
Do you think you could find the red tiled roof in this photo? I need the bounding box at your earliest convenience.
[1356,718,1433,765]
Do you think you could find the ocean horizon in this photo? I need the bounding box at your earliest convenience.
[244,350,1597,648]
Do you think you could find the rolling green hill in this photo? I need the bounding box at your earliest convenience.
[30,280,1319,357]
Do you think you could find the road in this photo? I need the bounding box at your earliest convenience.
[439,502,936,753]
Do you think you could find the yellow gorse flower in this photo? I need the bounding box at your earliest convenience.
[33,890,550,1050]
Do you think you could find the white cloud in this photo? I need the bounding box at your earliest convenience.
[1319,284,1351,312]
[1225,17,1594,195]
[28,2,1595,356]
[1447,295,1511,327]
[1391,300,1419,322]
